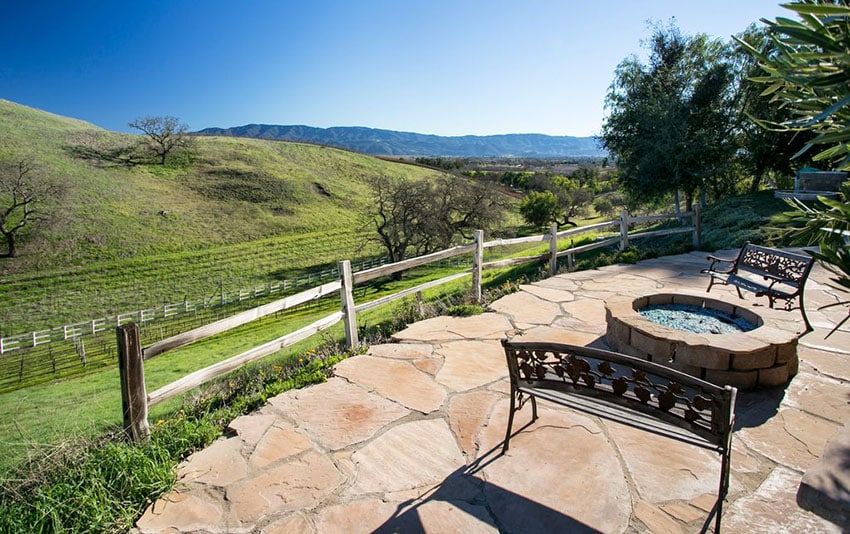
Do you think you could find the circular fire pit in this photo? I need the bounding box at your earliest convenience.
[605,293,799,390]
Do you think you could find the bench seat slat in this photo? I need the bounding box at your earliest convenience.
[517,385,723,451]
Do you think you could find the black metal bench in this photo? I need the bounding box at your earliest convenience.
[701,242,815,331]
[502,340,737,533]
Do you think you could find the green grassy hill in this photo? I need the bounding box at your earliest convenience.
[0,99,460,333]
[1,99,447,271]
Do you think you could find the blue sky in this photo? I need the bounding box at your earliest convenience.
[2,1,791,137]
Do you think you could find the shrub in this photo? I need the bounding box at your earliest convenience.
[446,304,486,317]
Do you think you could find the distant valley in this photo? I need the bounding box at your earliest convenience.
[193,124,605,158]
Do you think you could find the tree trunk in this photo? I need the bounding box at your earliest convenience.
[750,172,763,193]
[0,231,15,258]
[673,191,683,221]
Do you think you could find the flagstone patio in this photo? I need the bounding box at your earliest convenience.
[135,250,850,533]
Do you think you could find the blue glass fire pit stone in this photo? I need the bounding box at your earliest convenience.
[639,304,758,335]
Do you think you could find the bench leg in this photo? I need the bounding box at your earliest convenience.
[503,388,517,453]
[717,447,732,533]
[503,390,539,453]
[799,293,813,332]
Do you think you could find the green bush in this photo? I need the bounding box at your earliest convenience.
[446,304,486,316]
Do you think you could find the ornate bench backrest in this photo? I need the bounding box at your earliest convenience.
[737,243,814,286]
[503,340,736,450]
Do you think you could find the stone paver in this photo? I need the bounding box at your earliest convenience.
[136,252,850,533]
[226,451,342,527]
[480,402,632,533]
[738,407,840,472]
[434,340,506,392]
[392,313,511,342]
[448,390,500,457]
[334,355,446,413]
[366,342,433,360]
[347,419,465,495]
[266,378,410,450]
[605,420,728,503]
[799,422,850,521]
[488,291,562,328]
[635,501,685,534]
[723,466,844,533]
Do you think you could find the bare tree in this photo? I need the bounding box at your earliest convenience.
[0,158,57,258]
[365,175,430,268]
[128,115,190,165]
[364,175,505,279]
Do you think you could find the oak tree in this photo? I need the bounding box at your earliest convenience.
[601,23,738,210]
[128,115,190,165]
[0,158,57,258]
[364,175,504,278]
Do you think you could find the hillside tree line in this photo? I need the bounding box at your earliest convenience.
[599,15,840,211]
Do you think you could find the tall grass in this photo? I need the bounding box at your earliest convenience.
[0,346,350,533]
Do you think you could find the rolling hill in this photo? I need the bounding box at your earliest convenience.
[0,99,458,275]
[2,99,509,332]
[193,124,605,158]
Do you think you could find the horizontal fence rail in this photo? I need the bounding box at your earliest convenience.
[115,207,700,439]
[143,281,342,359]
[146,312,344,407]
[0,255,395,355]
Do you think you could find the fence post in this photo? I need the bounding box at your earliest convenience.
[339,260,359,349]
[549,224,558,277]
[693,203,702,249]
[472,230,484,303]
[117,323,149,442]
[619,209,630,251]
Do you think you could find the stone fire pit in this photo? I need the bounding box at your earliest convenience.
[605,292,800,390]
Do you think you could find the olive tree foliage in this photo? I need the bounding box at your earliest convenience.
[601,23,738,210]
[519,191,560,228]
[736,1,850,171]
[746,1,850,305]
[364,175,505,276]
[128,116,190,165]
[0,158,59,258]
[519,176,592,228]
[789,181,850,293]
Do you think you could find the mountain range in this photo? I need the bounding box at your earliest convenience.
[193,124,605,158]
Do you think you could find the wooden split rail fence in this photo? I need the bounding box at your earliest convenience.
[114,208,701,440]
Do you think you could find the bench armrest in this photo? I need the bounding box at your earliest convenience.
[706,254,736,262]
[704,254,737,274]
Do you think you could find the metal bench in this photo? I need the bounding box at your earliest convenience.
[502,340,737,533]
[701,242,815,331]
